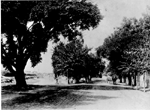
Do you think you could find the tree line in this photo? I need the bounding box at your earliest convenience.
[1,0,149,89]
[97,14,150,86]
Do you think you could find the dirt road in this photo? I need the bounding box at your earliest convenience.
[2,78,150,110]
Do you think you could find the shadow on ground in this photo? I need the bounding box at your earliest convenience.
[138,87,150,92]
[2,82,134,110]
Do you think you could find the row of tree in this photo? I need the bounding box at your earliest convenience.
[52,38,105,84]
[97,14,150,86]
[2,0,149,89]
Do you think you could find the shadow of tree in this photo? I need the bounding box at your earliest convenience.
[137,87,150,92]
[2,84,121,109]
[2,76,136,110]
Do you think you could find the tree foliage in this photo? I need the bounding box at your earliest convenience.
[52,39,104,83]
[1,0,102,87]
[97,14,150,85]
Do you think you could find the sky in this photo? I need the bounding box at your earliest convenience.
[3,0,150,73]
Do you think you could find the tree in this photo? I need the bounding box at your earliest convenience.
[97,14,150,86]
[115,15,150,86]
[52,39,89,83]
[52,38,104,83]
[86,53,105,78]
[1,0,102,88]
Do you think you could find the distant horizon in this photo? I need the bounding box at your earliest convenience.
[1,69,53,74]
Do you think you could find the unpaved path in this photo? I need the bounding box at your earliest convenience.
[2,78,150,110]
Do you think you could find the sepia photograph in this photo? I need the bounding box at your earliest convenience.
[1,0,150,110]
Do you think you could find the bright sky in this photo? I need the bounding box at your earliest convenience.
[14,0,150,73]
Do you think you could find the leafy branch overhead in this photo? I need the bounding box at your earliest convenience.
[1,0,102,87]
[1,0,102,68]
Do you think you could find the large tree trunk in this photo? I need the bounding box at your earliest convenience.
[14,69,27,89]
[14,53,29,89]
[123,75,126,83]
[68,77,70,84]
[133,74,137,86]
[128,74,132,86]
[89,75,91,82]
[76,78,80,83]
[119,75,122,83]
[99,73,102,78]
[112,75,117,85]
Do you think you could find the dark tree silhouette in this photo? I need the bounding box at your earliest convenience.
[1,0,102,88]
[52,39,90,83]
[52,38,104,84]
[97,14,150,86]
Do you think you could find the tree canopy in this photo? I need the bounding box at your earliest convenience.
[52,38,104,83]
[97,14,150,85]
[1,0,102,88]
